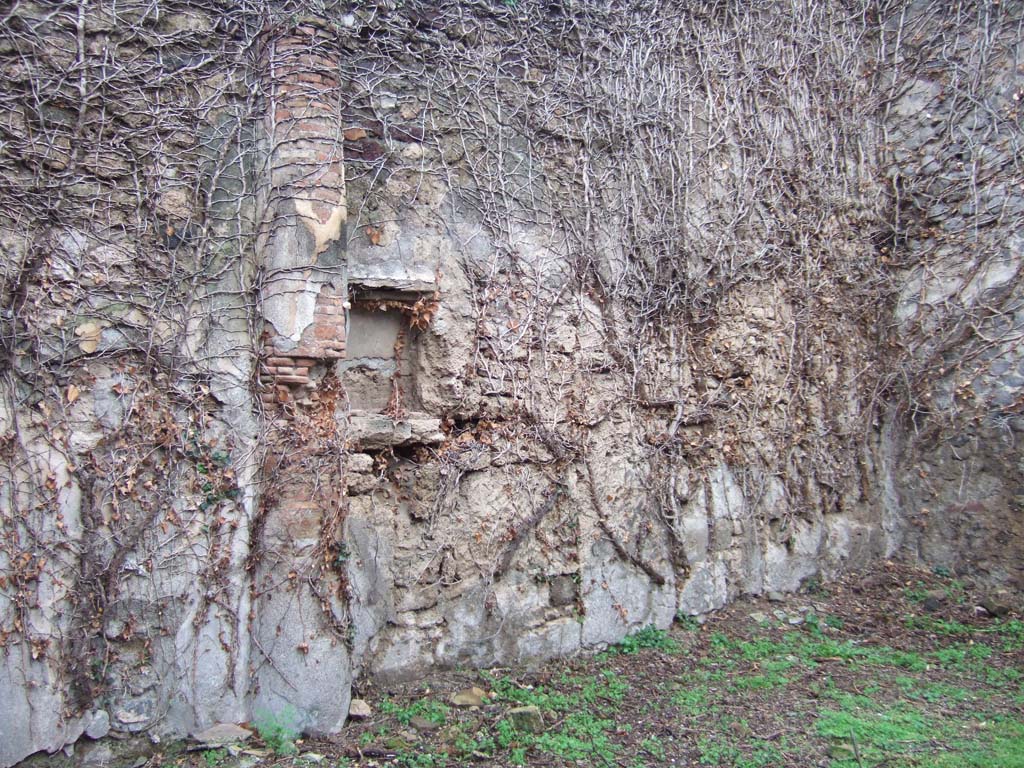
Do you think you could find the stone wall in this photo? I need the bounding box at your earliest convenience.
[880,2,1024,588]
[1,2,1022,766]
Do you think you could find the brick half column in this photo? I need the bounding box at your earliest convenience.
[258,18,347,404]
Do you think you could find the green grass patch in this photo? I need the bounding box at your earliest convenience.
[581,669,630,704]
[489,668,627,712]
[996,619,1024,651]
[905,615,975,635]
[378,697,449,726]
[341,574,1022,768]
[903,582,930,604]
[252,706,300,756]
[605,625,680,655]
[201,749,226,767]
[817,694,1024,768]
[905,616,1024,651]
[732,658,794,691]
[533,711,618,764]
[640,735,666,760]
[816,695,935,764]
[672,684,710,716]
[696,736,783,768]
[677,615,704,631]
[893,675,974,704]
[490,710,619,767]
[932,717,1024,768]
[932,642,993,670]
[487,675,576,711]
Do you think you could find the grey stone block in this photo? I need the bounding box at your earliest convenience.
[990,360,1011,375]
[990,390,1017,407]
[548,575,577,607]
[84,710,111,740]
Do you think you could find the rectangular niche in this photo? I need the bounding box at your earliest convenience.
[342,305,409,415]
[342,242,442,448]
[339,301,417,413]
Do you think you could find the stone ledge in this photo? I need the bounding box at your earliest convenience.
[347,412,444,449]
[349,277,437,294]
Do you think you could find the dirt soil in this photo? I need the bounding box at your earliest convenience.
[38,563,1024,768]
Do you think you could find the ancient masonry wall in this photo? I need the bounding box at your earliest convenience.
[882,6,1024,587]
[1,4,1022,767]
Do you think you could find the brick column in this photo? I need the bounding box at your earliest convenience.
[258,18,347,405]
[252,20,354,737]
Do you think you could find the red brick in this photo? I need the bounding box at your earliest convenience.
[292,54,331,68]
[314,324,340,339]
[267,356,299,366]
[298,100,336,112]
[295,120,332,134]
[295,26,331,39]
[277,502,315,515]
[281,95,314,109]
[274,374,312,385]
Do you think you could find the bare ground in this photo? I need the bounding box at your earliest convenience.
[39,563,1024,768]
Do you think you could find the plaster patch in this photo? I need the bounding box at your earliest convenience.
[294,197,346,256]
